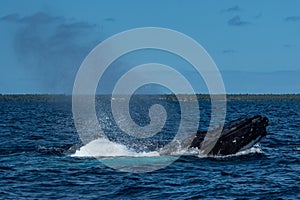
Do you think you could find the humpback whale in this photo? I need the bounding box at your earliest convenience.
[73,115,269,158]
[187,115,269,156]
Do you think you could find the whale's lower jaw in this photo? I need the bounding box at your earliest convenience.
[239,135,263,152]
[190,115,269,156]
[208,133,265,156]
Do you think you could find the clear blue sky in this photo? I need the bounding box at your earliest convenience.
[0,0,299,94]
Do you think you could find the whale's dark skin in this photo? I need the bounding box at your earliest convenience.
[188,115,269,156]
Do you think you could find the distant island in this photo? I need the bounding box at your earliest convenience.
[0,94,299,102]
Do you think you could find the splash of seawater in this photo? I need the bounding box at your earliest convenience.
[72,138,263,159]
[71,138,160,158]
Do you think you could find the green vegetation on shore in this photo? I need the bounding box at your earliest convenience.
[0,94,300,102]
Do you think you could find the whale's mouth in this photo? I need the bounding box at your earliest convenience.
[189,115,269,156]
[210,115,269,155]
[239,135,263,152]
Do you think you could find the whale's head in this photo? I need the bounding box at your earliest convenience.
[208,115,269,155]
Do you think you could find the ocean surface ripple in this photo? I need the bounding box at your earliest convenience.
[0,98,299,199]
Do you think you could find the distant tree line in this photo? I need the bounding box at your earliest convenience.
[0,94,299,102]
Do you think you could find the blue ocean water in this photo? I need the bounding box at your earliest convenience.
[0,97,299,199]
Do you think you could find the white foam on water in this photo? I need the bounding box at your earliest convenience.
[235,143,263,155]
[71,138,160,158]
[168,147,201,156]
[197,143,263,158]
[72,138,263,160]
